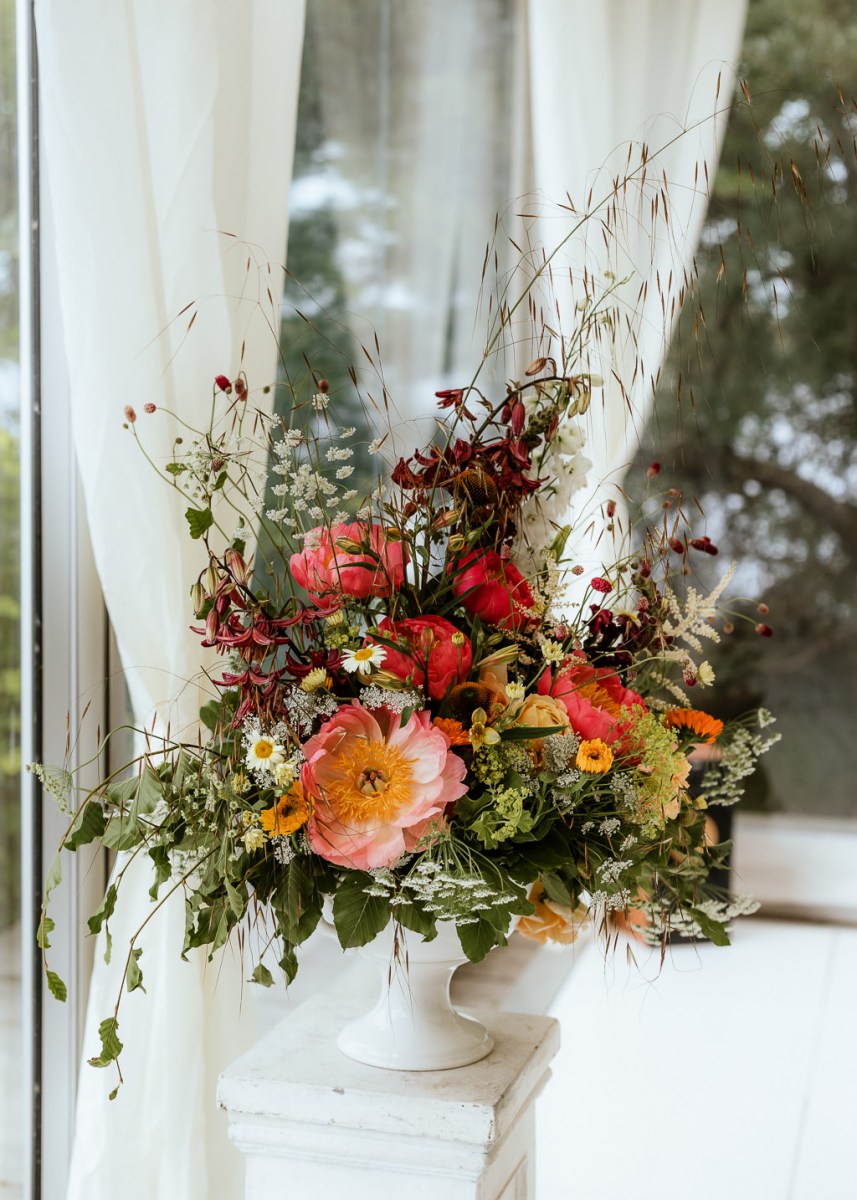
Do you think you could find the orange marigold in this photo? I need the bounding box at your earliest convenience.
[259,782,312,837]
[576,738,614,774]
[431,716,470,746]
[662,708,724,745]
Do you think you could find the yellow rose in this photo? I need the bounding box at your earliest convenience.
[517,882,588,946]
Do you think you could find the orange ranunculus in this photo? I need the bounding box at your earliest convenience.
[516,882,588,946]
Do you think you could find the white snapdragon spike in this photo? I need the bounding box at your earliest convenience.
[341,644,387,675]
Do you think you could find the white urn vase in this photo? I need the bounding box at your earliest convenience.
[336,919,493,1071]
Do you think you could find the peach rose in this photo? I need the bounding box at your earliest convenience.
[516,882,588,946]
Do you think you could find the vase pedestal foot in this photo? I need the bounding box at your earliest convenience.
[218,995,560,1200]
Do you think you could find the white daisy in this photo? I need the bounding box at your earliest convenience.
[245,735,286,773]
[341,645,387,675]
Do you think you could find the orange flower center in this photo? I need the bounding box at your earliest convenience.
[574,680,623,719]
[325,741,414,825]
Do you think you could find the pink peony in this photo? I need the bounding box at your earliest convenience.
[451,550,534,631]
[538,661,645,745]
[301,703,467,870]
[370,615,472,701]
[289,522,406,605]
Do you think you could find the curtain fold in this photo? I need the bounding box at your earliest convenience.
[35,2,305,1196]
[523,0,748,578]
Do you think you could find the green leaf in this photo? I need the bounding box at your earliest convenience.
[185,507,214,539]
[500,724,567,742]
[332,872,391,949]
[43,851,62,903]
[36,914,55,950]
[394,901,437,941]
[66,801,106,850]
[278,946,298,985]
[399,705,415,728]
[273,858,322,946]
[148,845,172,900]
[199,699,224,733]
[212,469,228,492]
[225,879,246,920]
[688,907,731,947]
[541,872,572,908]
[249,963,274,988]
[46,970,67,1002]
[104,927,112,965]
[165,462,187,476]
[88,1017,123,1068]
[456,916,502,963]
[88,885,118,936]
[126,948,145,993]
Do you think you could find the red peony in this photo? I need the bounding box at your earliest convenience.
[538,660,645,744]
[451,550,534,631]
[289,522,407,606]
[371,615,472,701]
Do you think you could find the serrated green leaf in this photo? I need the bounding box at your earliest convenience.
[185,506,214,539]
[46,970,67,1002]
[225,879,245,919]
[165,462,187,476]
[249,963,274,987]
[688,907,731,947]
[279,946,298,984]
[456,916,502,963]
[332,872,391,949]
[66,800,106,850]
[148,845,172,900]
[394,901,437,941]
[88,884,118,936]
[541,871,572,907]
[88,1017,123,1068]
[36,914,55,950]
[126,948,145,993]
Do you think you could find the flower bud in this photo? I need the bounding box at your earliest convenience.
[214,375,232,393]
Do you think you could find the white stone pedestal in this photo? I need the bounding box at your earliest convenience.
[218,995,560,1199]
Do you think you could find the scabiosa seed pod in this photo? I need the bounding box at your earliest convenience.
[571,565,585,576]
[123,405,137,423]
[669,538,685,554]
[646,462,661,478]
[591,577,612,593]
[234,378,248,401]
[638,558,652,578]
[755,623,773,637]
[214,375,232,393]
[143,402,156,414]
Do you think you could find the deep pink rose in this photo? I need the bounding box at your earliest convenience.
[451,550,534,631]
[301,703,467,870]
[371,615,472,701]
[289,522,406,605]
[538,661,645,745]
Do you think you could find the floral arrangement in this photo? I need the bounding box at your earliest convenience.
[36,314,779,1089]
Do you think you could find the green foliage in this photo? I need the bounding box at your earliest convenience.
[185,506,214,539]
[46,970,67,1003]
[332,872,391,949]
[88,1017,123,1069]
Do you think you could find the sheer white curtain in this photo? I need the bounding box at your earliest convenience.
[522,0,748,576]
[35,2,305,1197]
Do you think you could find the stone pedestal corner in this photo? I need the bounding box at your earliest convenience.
[218,996,560,1199]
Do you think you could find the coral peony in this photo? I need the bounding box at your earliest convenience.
[289,522,406,605]
[450,550,535,631]
[370,615,472,701]
[301,703,467,870]
[538,661,645,744]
